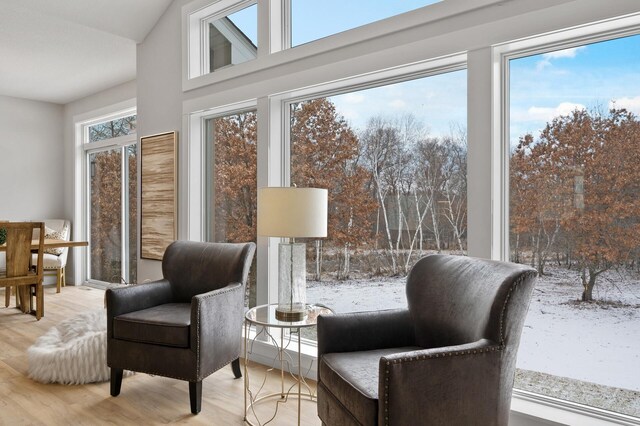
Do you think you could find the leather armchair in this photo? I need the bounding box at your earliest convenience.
[317,254,537,426]
[106,240,256,414]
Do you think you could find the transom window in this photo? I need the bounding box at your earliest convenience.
[290,0,441,47]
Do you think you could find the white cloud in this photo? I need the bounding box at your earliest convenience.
[542,47,586,60]
[343,93,365,104]
[389,99,406,109]
[609,96,640,114]
[526,102,586,122]
[536,46,586,70]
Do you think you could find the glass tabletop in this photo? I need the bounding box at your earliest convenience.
[245,304,333,328]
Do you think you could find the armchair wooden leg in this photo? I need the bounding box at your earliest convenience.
[231,358,242,379]
[4,286,10,307]
[110,368,123,396]
[189,381,202,414]
[61,266,65,288]
[56,269,62,293]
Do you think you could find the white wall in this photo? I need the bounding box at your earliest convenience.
[0,95,64,220]
[136,0,190,282]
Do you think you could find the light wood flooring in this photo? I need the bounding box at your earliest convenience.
[0,285,322,425]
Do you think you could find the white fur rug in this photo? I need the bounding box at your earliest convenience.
[28,309,132,384]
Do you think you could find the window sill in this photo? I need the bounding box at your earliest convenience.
[511,389,640,426]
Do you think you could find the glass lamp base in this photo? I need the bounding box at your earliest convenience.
[277,242,307,322]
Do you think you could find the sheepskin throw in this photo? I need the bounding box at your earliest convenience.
[28,309,131,384]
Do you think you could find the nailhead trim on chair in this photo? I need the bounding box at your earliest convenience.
[195,283,242,379]
[382,270,536,425]
[498,270,536,347]
[382,345,503,425]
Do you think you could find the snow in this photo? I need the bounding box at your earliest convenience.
[306,265,640,393]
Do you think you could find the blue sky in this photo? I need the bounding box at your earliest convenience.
[229,1,439,47]
[509,34,640,146]
[329,70,467,138]
[290,0,440,46]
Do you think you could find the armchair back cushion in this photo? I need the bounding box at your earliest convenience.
[407,254,534,349]
[163,241,254,303]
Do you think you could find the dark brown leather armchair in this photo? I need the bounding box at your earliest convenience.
[317,254,537,426]
[106,241,255,414]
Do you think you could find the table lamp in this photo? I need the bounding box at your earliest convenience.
[258,187,328,321]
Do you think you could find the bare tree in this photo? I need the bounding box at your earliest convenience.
[361,117,402,274]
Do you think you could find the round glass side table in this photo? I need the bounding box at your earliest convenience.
[243,303,333,426]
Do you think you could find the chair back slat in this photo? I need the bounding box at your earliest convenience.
[6,226,34,277]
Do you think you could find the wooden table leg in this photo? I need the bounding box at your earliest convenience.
[17,286,31,314]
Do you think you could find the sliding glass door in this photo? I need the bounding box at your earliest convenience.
[86,143,137,285]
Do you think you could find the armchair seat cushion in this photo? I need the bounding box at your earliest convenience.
[113,303,191,348]
[320,346,421,426]
[32,253,64,269]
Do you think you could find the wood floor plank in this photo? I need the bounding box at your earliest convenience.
[0,286,322,425]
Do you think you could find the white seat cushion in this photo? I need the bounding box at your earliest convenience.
[32,253,64,269]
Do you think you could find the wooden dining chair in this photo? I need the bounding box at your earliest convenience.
[1,222,45,320]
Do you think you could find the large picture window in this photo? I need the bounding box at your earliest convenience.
[508,34,640,417]
[206,109,257,307]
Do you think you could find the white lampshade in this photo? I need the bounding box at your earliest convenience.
[258,187,328,238]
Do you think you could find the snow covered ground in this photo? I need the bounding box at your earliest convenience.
[307,265,640,395]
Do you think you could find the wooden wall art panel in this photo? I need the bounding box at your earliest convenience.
[140,131,177,260]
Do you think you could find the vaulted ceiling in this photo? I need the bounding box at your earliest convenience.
[0,0,173,104]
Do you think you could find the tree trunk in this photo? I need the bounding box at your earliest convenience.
[429,195,441,253]
[376,183,397,274]
[314,240,323,281]
[342,243,350,279]
[581,267,597,302]
[395,191,405,273]
[414,191,424,254]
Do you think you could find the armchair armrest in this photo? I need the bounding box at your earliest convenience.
[191,282,244,377]
[317,309,414,357]
[106,279,173,320]
[379,339,503,425]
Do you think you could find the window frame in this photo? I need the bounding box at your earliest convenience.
[203,106,258,244]
[182,0,504,91]
[493,12,640,262]
[185,0,257,80]
[76,104,137,286]
[493,12,640,423]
